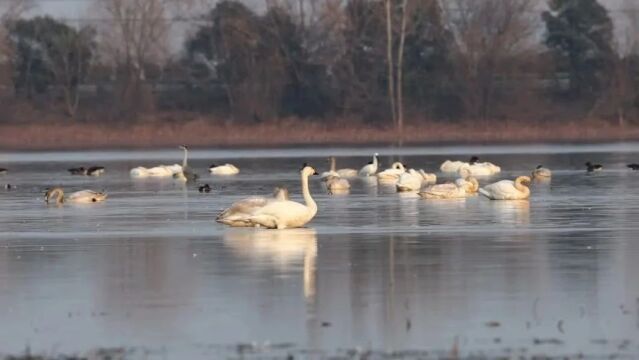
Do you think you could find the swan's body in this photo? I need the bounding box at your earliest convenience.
[396,169,424,192]
[586,162,602,172]
[130,147,185,178]
[210,163,240,175]
[479,176,531,200]
[325,175,351,192]
[458,162,501,176]
[218,165,319,229]
[359,153,379,177]
[532,165,551,178]
[45,187,107,204]
[377,162,406,182]
[217,187,290,227]
[420,182,467,199]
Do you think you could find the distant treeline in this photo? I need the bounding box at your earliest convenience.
[0,0,638,130]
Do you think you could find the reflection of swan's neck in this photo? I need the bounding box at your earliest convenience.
[515,177,530,196]
[301,172,317,217]
[330,157,336,172]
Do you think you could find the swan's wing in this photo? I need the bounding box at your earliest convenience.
[419,183,461,198]
[336,168,358,178]
[251,201,310,227]
[218,197,269,220]
[482,180,516,199]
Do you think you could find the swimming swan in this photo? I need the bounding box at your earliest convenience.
[210,163,240,175]
[440,156,479,173]
[322,157,358,179]
[216,187,290,227]
[45,187,107,204]
[377,162,406,182]
[532,165,552,178]
[479,176,531,200]
[396,169,424,192]
[218,165,317,229]
[359,153,379,177]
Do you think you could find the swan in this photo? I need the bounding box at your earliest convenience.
[217,187,290,226]
[173,145,198,182]
[585,162,602,172]
[44,187,107,204]
[217,165,318,229]
[532,165,551,178]
[440,156,479,173]
[458,161,501,177]
[456,169,480,194]
[324,175,351,192]
[359,153,379,177]
[321,157,358,179]
[627,164,639,171]
[396,169,424,192]
[210,163,240,175]
[419,182,467,199]
[479,176,531,200]
[418,170,437,186]
[0,168,6,175]
[130,147,185,178]
[377,162,406,182]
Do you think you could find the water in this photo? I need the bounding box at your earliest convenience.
[1,144,639,358]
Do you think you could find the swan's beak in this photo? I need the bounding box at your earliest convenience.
[313,171,319,175]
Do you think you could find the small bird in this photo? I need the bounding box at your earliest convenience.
[87,166,105,176]
[198,184,212,193]
[627,164,639,171]
[585,162,603,172]
[68,167,87,175]
[3,184,14,190]
[0,168,7,175]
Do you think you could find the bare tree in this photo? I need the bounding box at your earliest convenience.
[385,0,397,126]
[0,0,33,90]
[444,0,539,120]
[396,0,408,136]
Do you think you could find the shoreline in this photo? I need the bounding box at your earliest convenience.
[1,119,638,150]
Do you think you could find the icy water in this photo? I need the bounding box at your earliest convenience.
[1,144,639,359]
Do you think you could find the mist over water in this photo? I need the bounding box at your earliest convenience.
[0,145,638,358]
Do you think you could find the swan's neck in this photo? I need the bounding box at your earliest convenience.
[515,179,530,196]
[301,172,317,217]
[182,149,188,168]
[49,189,64,204]
[330,157,336,172]
[373,155,378,168]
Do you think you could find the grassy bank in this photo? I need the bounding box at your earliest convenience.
[1,119,638,150]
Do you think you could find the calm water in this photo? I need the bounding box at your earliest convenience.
[1,144,639,358]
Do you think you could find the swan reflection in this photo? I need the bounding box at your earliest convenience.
[490,200,530,225]
[223,228,317,299]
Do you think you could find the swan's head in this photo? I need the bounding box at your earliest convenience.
[300,163,319,176]
[459,168,471,179]
[44,187,64,204]
[516,176,532,186]
[585,162,592,167]
[209,163,217,169]
[469,156,479,164]
[536,165,543,169]
[374,152,379,157]
[179,145,188,151]
[391,162,405,171]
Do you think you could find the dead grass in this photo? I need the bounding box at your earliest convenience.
[0,118,638,150]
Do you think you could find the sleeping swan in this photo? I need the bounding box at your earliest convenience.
[359,153,379,177]
[324,175,351,193]
[479,176,531,200]
[377,162,406,182]
[217,164,318,229]
[458,161,501,177]
[210,163,240,175]
[532,165,551,179]
[130,147,185,178]
[419,173,478,199]
[440,156,479,173]
[396,169,424,192]
[45,187,107,204]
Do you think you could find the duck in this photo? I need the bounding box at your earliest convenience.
[359,153,379,177]
[198,184,212,193]
[217,164,318,229]
[627,164,639,171]
[479,176,531,200]
[377,162,406,182]
[532,165,551,178]
[68,167,87,175]
[396,169,424,192]
[0,168,6,175]
[321,157,358,180]
[44,187,108,204]
[440,156,479,173]
[585,162,603,172]
[324,175,351,193]
[209,163,240,175]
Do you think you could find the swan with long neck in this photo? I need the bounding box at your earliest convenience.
[479,176,531,200]
[45,187,107,204]
[174,145,198,182]
[359,153,379,177]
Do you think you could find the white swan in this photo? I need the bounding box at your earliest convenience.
[440,156,479,173]
[419,182,467,200]
[377,162,406,182]
[321,157,358,179]
[217,187,289,227]
[532,165,551,179]
[418,170,437,186]
[359,153,379,177]
[130,148,184,178]
[174,145,198,182]
[210,163,240,175]
[479,176,531,200]
[396,169,424,192]
[324,175,351,192]
[458,161,501,177]
[45,187,107,204]
[218,165,318,229]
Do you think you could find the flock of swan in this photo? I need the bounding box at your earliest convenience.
[3,146,639,229]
